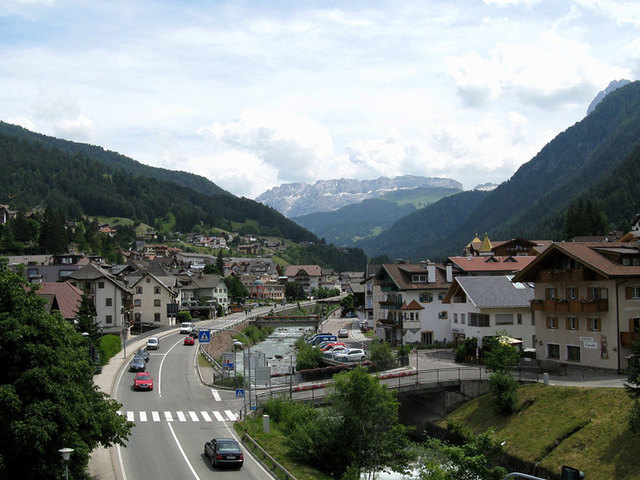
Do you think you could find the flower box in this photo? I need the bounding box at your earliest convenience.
[556,300,569,312]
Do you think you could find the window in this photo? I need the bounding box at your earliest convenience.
[495,313,514,325]
[567,345,581,362]
[454,313,458,324]
[59,270,74,279]
[421,331,434,344]
[566,286,578,300]
[469,313,489,327]
[630,317,640,333]
[98,281,105,289]
[134,299,141,307]
[61,257,73,264]
[134,313,141,322]
[547,343,560,359]
[546,316,558,329]
[517,313,522,325]
[136,286,143,294]
[588,286,601,300]
[627,287,640,300]
[461,313,466,324]
[154,313,161,323]
[566,316,579,331]
[28,268,38,277]
[146,277,151,283]
[106,315,113,324]
[419,292,433,303]
[546,287,557,300]
[438,311,448,319]
[412,274,427,283]
[106,298,112,307]
[154,287,161,294]
[438,292,446,301]
[587,317,601,332]
[154,299,161,307]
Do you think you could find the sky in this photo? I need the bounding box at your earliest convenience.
[1,1,639,199]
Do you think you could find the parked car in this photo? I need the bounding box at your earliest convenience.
[146,336,160,350]
[133,372,154,391]
[184,335,195,346]
[345,311,357,318]
[129,355,146,372]
[333,348,366,362]
[179,322,195,334]
[308,334,337,346]
[203,438,244,469]
[320,342,345,352]
[135,348,150,362]
[338,328,349,338]
[324,345,348,357]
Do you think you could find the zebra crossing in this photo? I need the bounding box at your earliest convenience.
[119,409,239,423]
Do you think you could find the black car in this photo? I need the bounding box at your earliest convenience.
[204,438,243,469]
[129,355,146,372]
[135,348,150,362]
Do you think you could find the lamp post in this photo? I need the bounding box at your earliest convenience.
[59,447,73,480]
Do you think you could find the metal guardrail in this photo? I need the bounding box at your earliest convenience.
[242,432,297,480]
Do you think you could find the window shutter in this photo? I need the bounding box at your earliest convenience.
[596,318,601,331]
[546,317,551,329]
[575,318,579,330]
[566,317,570,330]
[630,318,636,332]
[627,287,632,300]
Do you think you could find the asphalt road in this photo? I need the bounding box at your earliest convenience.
[113,311,278,480]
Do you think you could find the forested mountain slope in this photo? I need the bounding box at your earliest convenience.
[360,80,640,260]
[0,121,227,197]
[0,133,316,242]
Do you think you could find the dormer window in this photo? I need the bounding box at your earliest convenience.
[412,275,426,283]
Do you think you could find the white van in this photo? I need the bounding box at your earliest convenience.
[179,322,195,334]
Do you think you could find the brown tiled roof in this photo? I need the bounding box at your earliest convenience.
[513,242,640,282]
[401,300,424,310]
[38,282,83,320]
[284,265,322,277]
[378,263,450,290]
[448,256,536,273]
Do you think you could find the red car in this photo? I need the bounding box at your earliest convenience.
[184,335,195,346]
[133,372,154,391]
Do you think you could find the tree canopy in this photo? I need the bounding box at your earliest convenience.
[0,258,132,479]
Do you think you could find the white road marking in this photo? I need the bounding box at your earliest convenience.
[213,410,225,421]
[139,411,147,422]
[201,411,212,422]
[188,411,199,421]
[210,388,221,401]
[152,411,160,422]
[225,410,238,421]
[177,411,186,422]
[126,411,135,422]
[167,422,201,480]
[164,411,173,422]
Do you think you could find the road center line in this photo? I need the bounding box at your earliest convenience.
[167,421,201,480]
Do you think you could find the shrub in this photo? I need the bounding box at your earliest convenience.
[489,371,519,413]
[177,311,192,322]
[98,334,122,364]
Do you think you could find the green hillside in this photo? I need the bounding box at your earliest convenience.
[360,80,640,260]
[380,186,462,208]
[438,383,638,480]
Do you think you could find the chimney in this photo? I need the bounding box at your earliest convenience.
[446,264,453,283]
[427,263,436,283]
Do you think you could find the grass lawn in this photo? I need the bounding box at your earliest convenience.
[439,383,640,480]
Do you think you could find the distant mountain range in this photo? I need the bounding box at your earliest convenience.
[255,175,463,218]
[354,80,640,261]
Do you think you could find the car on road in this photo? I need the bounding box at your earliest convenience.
[134,348,150,362]
[129,355,146,372]
[133,372,154,391]
[338,328,348,338]
[184,335,195,346]
[146,336,160,350]
[188,330,199,338]
[333,348,366,362]
[179,322,195,334]
[204,438,244,469]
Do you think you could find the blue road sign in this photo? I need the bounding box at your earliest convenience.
[235,388,244,398]
[198,329,211,343]
[251,405,257,411]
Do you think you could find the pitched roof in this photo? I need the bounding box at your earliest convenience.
[512,242,640,282]
[449,275,533,308]
[284,265,322,277]
[448,255,536,273]
[38,282,83,320]
[68,263,133,293]
[377,263,450,290]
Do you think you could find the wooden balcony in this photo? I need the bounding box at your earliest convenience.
[379,300,402,310]
[531,298,608,313]
[537,268,594,283]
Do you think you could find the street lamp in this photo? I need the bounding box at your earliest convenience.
[59,447,73,480]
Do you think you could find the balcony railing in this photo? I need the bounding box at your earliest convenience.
[531,298,608,313]
[379,300,403,310]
